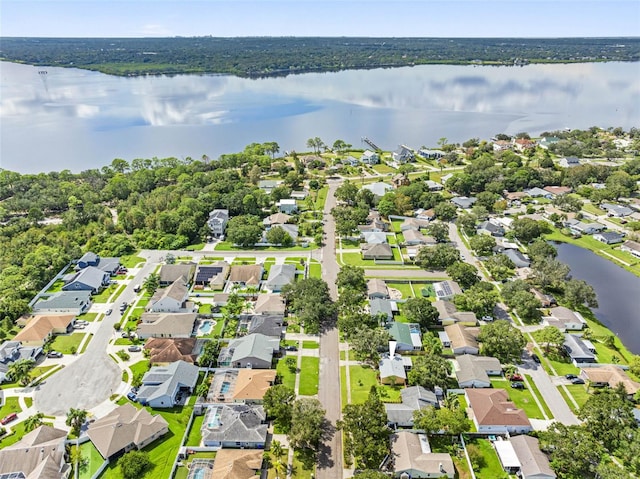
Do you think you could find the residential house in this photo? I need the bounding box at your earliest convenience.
[254,294,286,315]
[207,369,276,404]
[0,341,42,382]
[444,324,480,355]
[451,196,477,209]
[0,425,70,479]
[241,314,284,338]
[465,388,533,434]
[504,191,527,203]
[530,289,556,308]
[144,338,199,365]
[210,449,264,479]
[392,173,410,188]
[379,352,409,385]
[542,306,585,331]
[14,314,76,347]
[207,209,230,238]
[363,182,393,198]
[385,386,439,428]
[565,219,605,235]
[194,261,230,289]
[367,279,389,299]
[361,243,394,260]
[525,187,550,198]
[136,360,200,408]
[400,218,430,231]
[563,334,596,365]
[558,156,581,168]
[539,136,560,149]
[358,219,388,234]
[201,404,267,448]
[361,150,380,164]
[32,291,92,315]
[393,145,415,163]
[370,298,396,322]
[257,180,281,194]
[455,354,502,388]
[580,365,640,397]
[440,173,454,186]
[291,189,309,200]
[217,333,280,369]
[159,263,195,287]
[502,249,531,268]
[622,240,640,258]
[601,203,634,217]
[543,186,572,197]
[493,140,512,151]
[386,322,422,351]
[136,313,197,339]
[509,435,557,479]
[344,155,359,167]
[418,149,445,160]
[425,180,444,191]
[438,331,451,348]
[362,231,388,244]
[416,208,436,221]
[262,212,292,227]
[77,251,99,268]
[149,279,191,313]
[276,199,298,214]
[229,264,264,288]
[403,229,435,246]
[513,138,536,152]
[388,431,455,479]
[95,257,122,276]
[433,280,463,301]
[265,264,296,292]
[494,440,521,475]
[593,231,624,244]
[477,221,505,237]
[87,403,169,459]
[434,300,477,326]
[62,266,110,293]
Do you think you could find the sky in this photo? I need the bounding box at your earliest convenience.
[1,0,639,38]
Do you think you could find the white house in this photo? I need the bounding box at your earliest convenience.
[207,209,229,237]
[466,389,532,434]
[276,199,298,214]
[362,150,380,165]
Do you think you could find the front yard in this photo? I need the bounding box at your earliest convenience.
[490,379,545,419]
[50,333,87,354]
[298,356,319,395]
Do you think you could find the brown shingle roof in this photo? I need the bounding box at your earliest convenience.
[14,314,75,342]
[210,449,263,479]
[232,369,277,402]
[466,389,531,427]
[254,294,286,314]
[229,265,263,286]
[444,323,479,352]
[581,365,640,395]
[144,337,197,364]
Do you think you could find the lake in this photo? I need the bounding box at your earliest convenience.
[555,242,640,354]
[1,60,639,173]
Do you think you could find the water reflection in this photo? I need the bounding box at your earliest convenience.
[1,61,639,172]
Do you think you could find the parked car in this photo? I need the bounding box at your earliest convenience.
[126,392,137,401]
[531,353,541,363]
[75,320,88,326]
[509,373,523,382]
[571,378,585,385]
[565,374,577,380]
[105,309,113,315]
[1,413,18,425]
[510,382,525,390]
[128,345,142,352]
[47,351,63,358]
[73,324,86,329]
[285,345,298,352]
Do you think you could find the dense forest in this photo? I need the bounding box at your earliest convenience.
[1,37,639,77]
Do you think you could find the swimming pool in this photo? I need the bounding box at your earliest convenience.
[206,407,222,428]
[220,381,231,393]
[198,320,213,335]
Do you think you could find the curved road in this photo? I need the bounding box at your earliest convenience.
[34,260,158,416]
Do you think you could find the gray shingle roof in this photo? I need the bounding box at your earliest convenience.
[137,360,200,405]
[265,264,296,290]
[201,404,267,444]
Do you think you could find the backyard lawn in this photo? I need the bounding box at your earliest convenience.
[299,357,319,395]
[78,440,105,479]
[50,333,86,354]
[466,438,508,479]
[185,414,204,446]
[386,282,415,299]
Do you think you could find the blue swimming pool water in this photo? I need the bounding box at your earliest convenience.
[192,468,205,479]
[198,321,212,334]
[220,381,231,393]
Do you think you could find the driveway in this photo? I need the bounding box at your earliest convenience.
[34,260,158,416]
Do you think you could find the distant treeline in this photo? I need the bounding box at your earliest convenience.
[1,37,638,77]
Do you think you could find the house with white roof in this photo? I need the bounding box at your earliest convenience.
[276,199,298,214]
[207,209,230,237]
[363,182,393,198]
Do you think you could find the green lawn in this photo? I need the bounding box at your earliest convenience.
[197,303,212,314]
[78,440,106,479]
[581,203,606,216]
[120,254,145,268]
[387,282,415,299]
[564,384,592,409]
[185,243,205,251]
[0,420,32,448]
[215,242,316,252]
[340,247,403,266]
[50,333,86,354]
[78,312,98,322]
[309,263,322,279]
[314,186,329,210]
[92,284,119,303]
[46,280,65,293]
[466,438,509,479]
[349,365,378,404]
[302,341,319,349]
[372,164,396,174]
[0,397,21,418]
[524,374,553,419]
[340,366,348,406]
[299,356,319,395]
[30,365,57,380]
[490,379,544,419]
[276,356,297,390]
[185,414,204,446]
[130,359,150,379]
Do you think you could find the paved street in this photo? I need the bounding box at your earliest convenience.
[34,260,157,416]
[316,180,343,479]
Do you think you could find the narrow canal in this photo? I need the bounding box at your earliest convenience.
[555,242,640,354]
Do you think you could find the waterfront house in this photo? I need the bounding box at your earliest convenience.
[579,365,640,398]
[621,240,640,258]
[362,150,380,164]
[593,231,624,244]
[563,334,596,365]
[565,219,605,235]
[543,306,586,331]
[392,145,415,163]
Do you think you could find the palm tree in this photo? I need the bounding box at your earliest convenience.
[66,408,88,436]
[24,412,45,432]
[7,358,35,386]
[270,440,285,463]
[442,392,460,411]
[196,381,209,399]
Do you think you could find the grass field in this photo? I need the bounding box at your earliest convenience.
[299,356,319,395]
[302,341,319,349]
[466,438,508,479]
[185,414,204,446]
[564,384,592,409]
[120,254,145,268]
[524,374,554,419]
[50,333,86,354]
[349,365,378,404]
[78,441,105,479]
[340,365,348,405]
[309,263,322,279]
[314,186,329,210]
[490,379,544,419]
[386,282,415,299]
[276,356,297,390]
